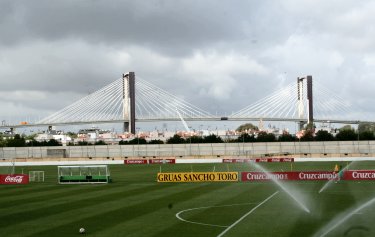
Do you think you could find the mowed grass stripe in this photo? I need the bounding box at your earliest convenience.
[93,183,255,236]
[147,183,267,237]
[226,192,309,236]
[154,183,272,237]
[0,183,172,230]
[177,184,269,228]
[25,183,228,237]
[0,183,204,236]
[0,183,178,237]
[0,184,123,208]
[0,183,156,214]
[3,163,375,237]
[0,183,63,196]
[0,164,154,204]
[174,183,261,224]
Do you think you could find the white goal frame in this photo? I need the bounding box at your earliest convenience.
[0,157,15,175]
[29,171,45,182]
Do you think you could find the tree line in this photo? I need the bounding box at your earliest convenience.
[0,128,373,147]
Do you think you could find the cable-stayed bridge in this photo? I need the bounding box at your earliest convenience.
[0,72,369,133]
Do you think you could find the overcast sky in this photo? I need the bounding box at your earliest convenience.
[1,0,375,130]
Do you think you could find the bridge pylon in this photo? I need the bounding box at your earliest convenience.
[297,75,313,130]
[122,72,136,134]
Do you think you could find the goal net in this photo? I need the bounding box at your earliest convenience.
[29,171,45,182]
[0,157,15,175]
[58,165,111,184]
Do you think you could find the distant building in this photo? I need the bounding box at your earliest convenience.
[35,130,72,146]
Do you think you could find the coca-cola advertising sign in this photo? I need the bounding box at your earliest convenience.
[0,174,29,184]
[344,170,375,180]
[242,171,338,181]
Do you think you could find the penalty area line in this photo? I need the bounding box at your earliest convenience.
[216,191,279,237]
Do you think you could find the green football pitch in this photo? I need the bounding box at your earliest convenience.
[1,161,375,237]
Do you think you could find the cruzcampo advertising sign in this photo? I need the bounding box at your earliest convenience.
[157,172,238,182]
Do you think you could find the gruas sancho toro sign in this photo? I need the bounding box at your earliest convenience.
[157,172,238,183]
[0,175,29,184]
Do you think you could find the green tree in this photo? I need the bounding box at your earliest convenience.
[94,140,107,145]
[128,138,147,145]
[203,134,223,143]
[119,140,129,145]
[339,125,353,131]
[25,133,38,141]
[359,131,375,140]
[300,129,314,141]
[237,133,256,142]
[256,132,276,142]
[315,130,334,141]
[66,132,78,139]
[46,139,61,146]
[0,136,6,147]
[278,132,296,142]
[358,122,375,134]
[189,136,204,143]
[78,141,91,146]
[236,123,258,132]
[336,129,357,141]
[148,139,164,144]
[7,134,26,147]
[27,140,41,146]
[166,134,185,144]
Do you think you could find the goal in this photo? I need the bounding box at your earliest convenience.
[0,157,15,175]
[58,165,111,184]
[29,171,45,182]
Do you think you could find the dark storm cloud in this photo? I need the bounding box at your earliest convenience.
[0,0,253,55]
[0,0,375,122]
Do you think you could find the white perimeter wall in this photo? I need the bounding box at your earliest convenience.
[1,141,375,160]
[1,157,375,167]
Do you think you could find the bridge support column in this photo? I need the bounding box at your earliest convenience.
[306,75,313,125]
[297,75,314,131]
[297,78,305,131]
[122,72,136,134]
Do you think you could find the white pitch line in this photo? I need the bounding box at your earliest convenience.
[176,203,259,228]
[216,191,279,237]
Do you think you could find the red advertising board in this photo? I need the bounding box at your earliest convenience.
[344,170,375,180]
[255,158,294,162]
[124,159,176,165]
[0,174,29,184]
[124,159,148,165]
[241,171,338,181]
[223,158,294,163]
[149,159,175,164]
[242,170,375,181]
[223,159,252,163]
